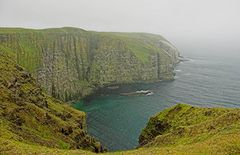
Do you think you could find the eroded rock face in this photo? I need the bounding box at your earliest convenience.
[0,27,179,101]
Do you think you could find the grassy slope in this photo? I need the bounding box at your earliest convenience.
[0,27,88,72]
[96,32,167,63]
[137,104,240,154]
[0,27,169,68]
[0,53,103,154]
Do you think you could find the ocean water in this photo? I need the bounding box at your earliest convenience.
[73,50,240,151]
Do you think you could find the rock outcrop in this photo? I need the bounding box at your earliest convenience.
[0,27,179,101]
[138,104,240,154]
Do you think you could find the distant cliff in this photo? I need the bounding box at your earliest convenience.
[0,27,179,101]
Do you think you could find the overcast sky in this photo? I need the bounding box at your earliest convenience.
[1,0,240,52]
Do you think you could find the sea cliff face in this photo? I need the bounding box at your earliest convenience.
[0,27,179,101]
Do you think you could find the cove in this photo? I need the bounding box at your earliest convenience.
[73,51,240,151]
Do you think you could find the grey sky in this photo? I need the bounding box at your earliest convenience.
[0,0,240,52]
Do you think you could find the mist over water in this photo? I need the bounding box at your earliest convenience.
[73,45,240,151]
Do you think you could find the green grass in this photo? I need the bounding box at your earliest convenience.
[0,27,170,68]
[137,104,240,154]
[0,53,103,153]
[95,31,167,63]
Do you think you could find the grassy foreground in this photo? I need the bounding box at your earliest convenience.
[1,103,240,155]
[0,53,103,153]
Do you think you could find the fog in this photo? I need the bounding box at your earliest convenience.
[1,0,240,55]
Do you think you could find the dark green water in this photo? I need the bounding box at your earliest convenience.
[73,50,240,151]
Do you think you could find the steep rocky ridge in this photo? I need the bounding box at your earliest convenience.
[0,27,179,101]
[0,53,104,153]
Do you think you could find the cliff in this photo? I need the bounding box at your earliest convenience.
[0,53,104,153]
[0,27,179,101]
[137,104,240,154]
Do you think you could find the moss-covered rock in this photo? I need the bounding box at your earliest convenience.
[0,53,104,153]
[138,104,240,153]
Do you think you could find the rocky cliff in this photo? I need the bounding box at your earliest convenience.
[0,53,103,153]
[0,27,179,101]
[138,104,240,154]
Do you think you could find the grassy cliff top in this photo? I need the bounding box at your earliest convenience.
[137,104,240,154]
[0,27,171,63]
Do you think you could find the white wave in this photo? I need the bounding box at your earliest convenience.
[146,92,154,96]
[175,69,182,72]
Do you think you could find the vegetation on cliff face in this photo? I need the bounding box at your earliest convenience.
[0,27,179,101]
[0,53,104,154]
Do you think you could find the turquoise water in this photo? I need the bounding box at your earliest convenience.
[73,50,240,151]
